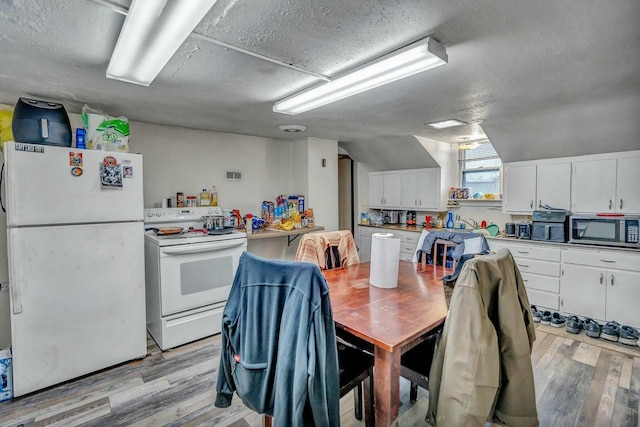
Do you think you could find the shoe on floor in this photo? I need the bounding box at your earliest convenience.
[541,310,552,325]
[619,325,640,346]
[584,318,602,338]
[601,321,621,342]
[566,316,583,334]
[550,312,567,328]
[531,305,542,323]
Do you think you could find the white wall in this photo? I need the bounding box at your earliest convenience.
[130,122,294,215]
[307,138,339,231]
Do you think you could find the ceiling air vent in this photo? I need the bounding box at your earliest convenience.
[225,169,243,181]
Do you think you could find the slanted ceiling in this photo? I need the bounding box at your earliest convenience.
[0,0,638,171]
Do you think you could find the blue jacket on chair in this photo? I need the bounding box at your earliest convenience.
[214,252,340,427]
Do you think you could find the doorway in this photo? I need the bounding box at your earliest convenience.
[338,155,354,231]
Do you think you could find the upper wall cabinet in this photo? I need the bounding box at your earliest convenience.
[503,162,571,214]
[401,169,442,210]
[369,168,444,211]
[572,156,640,214]
[369,172,401,208]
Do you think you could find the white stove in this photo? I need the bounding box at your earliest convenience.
[144,206,246,246]
[143,207,247,350]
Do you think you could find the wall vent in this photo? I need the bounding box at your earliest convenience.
[225,169,243,181]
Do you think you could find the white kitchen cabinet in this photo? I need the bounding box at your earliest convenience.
[503,161,571,213]
[561,264,607,321]
[357,226,421,262]
[358,226,375,262]
[489,239,562,310]
[571,156,640,214]
[369,172,401,208]
[536,162,571,210]
[401,168,441,210]
[502,164,536,213]
[571,159,617,213]
[561,247,640,328]
[616,157,640,214]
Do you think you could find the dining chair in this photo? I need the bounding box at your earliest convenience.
[295,230,360,270]
[215,252,341,425]
[295,230,374,426]
[426,248,538,426]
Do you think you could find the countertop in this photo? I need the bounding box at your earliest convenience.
[358,223,639,254]
[246,226,325,240]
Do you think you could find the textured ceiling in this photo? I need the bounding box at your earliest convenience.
[0,0,638,169]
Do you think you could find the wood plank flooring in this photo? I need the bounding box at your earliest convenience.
[0,329,639,426]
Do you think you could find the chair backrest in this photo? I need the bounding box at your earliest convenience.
[295,230,360,270]
[215,252,340,426]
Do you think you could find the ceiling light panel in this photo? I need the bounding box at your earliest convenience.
[274,37,447,115]
[107,0,218,86]
[426,119,467,129]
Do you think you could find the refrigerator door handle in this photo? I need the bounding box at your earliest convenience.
[161,239,245,255]
[8,245,23,314]
[40,118,49,139]
[7,229,23,314]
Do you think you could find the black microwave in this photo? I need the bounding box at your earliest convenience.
[570,215,640,248]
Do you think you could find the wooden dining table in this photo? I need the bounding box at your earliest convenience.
[322,261,449,427]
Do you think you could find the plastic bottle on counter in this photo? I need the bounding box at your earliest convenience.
[210,185,218,206]
[199,189,210,207]
[446,211,455,229]
[245,214,252,234]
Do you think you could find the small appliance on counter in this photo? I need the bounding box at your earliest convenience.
[570,214,639,248]
[532,209,570,242]
[382,210,400,224]
[505,222,516,237]
[11,97,72,147]
[406,210,416,225]
[516,222,532,239]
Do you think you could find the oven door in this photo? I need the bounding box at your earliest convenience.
[159,238,246,316]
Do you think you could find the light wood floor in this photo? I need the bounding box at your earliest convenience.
[0,327,638,426]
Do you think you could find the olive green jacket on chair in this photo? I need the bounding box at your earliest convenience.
[427,248,538,427]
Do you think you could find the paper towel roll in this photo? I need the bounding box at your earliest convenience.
[369,232,401,288]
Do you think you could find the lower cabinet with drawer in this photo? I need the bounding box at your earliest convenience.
[394,230,420,262]
[489,239,562,311]
[357,226,420,262]
[561,248,640,328]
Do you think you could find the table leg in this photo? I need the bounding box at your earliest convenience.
[374,346,401,427]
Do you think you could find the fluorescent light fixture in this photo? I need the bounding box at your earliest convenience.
[273,37,447,115]
[107,0,218,86]
[426,119,467,129]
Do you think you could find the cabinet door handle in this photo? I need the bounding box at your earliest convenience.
[600,273,604,284]
[530,200,533,209]
[415,198,418,206]
[381,197,384,204]
[609,199,612,210]
[600,259,616,264]
[517,251,530,254]
[518,264,529,268]
[611,274,615,286]
[620,199,624,209]
[419,199,422,206]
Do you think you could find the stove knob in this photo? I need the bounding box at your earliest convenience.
[208,208,214,214]
[146,211,153,217]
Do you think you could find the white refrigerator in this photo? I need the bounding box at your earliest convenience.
[3,141,146,397]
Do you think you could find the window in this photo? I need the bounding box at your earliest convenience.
[459,142,502,197]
